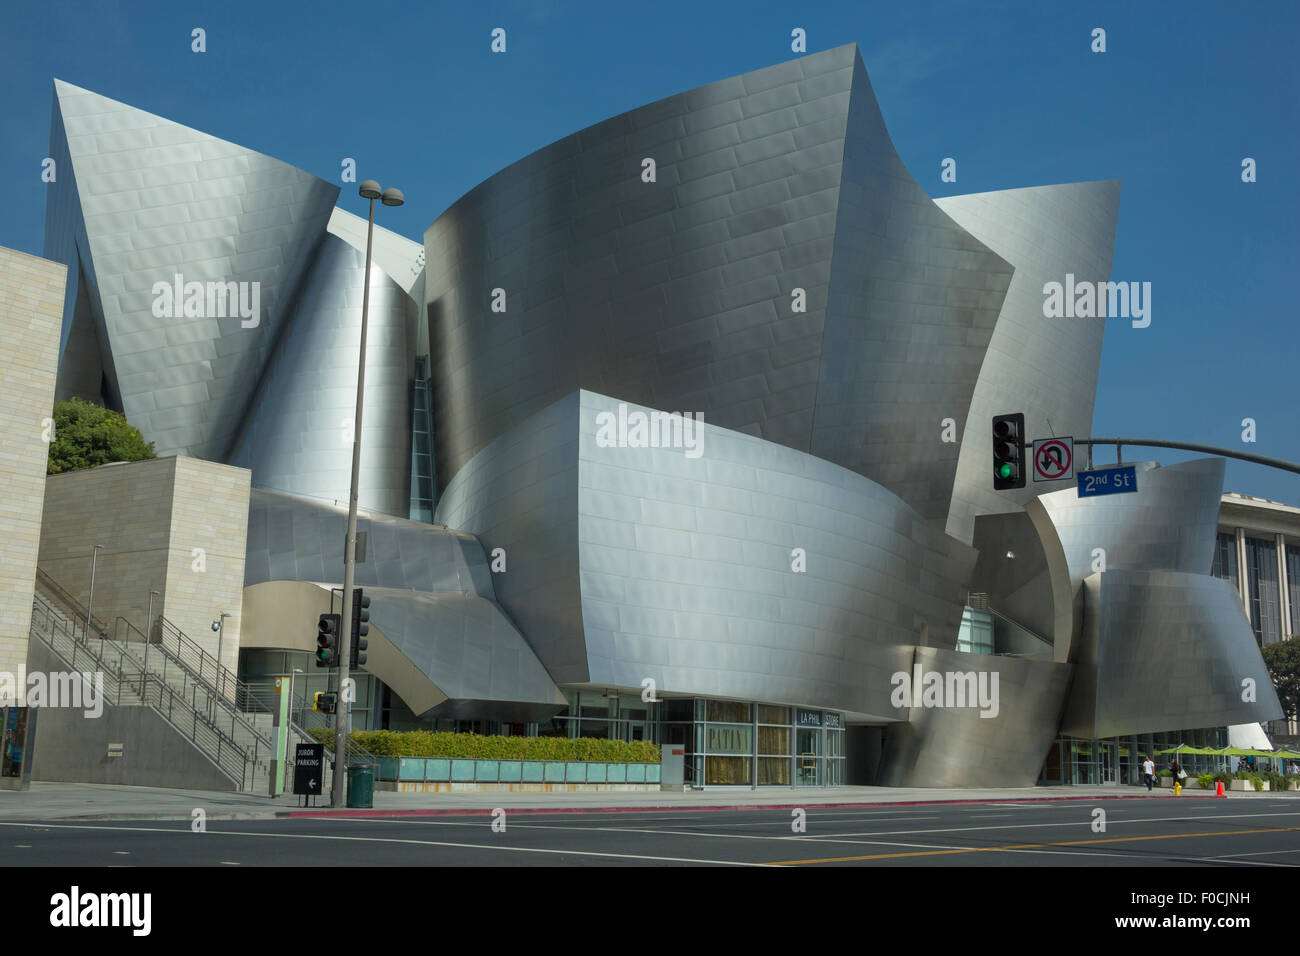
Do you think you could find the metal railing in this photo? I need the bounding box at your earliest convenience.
[28,593,254,788]
[153,617,377,776]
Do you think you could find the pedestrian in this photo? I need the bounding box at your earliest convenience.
[1170,757,1182,788]
[1142,754,1155,792]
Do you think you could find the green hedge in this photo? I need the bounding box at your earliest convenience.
[307,729,659,763]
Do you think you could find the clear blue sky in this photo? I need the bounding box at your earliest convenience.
[2,0,1296,503]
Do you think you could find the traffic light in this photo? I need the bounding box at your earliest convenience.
[350,588,369,667]
[316,613,341,668]
[992,413,1026,490]
[313,691,337,714]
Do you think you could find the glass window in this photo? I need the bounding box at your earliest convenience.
[705,724,752,754]
[705,756,751,785]
[661,698,694,721]
[706,700,751,723]
[1286,544,1300,634]
[757,705,789,724]
[1246,537,1281,645]
[956,607,994,655]
[758,725,790,756]
[1211,532,1238,583]
[757,757,790,785]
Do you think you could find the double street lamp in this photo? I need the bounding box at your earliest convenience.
[333,179,404,807]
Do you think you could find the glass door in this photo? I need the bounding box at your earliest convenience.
[795,727,823,787]
[1101,741,1118,785]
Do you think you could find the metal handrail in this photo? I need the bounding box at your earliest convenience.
[115,615,272,761]
[29,592,254,789]
[35,567,113,640]
[153,615,376,769]
[155,615,278,715]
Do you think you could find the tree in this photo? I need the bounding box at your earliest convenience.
[46,397,156,474]
[1262,636,1300,722]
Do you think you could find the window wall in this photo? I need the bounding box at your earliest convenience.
[1211,531,1238,585]
[1245,536,1282,646]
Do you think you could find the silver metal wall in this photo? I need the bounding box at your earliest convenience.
[436,389,976,718]
[244,490,563,716]
[1063,570,1283,739]
[1039,458,1226,588]
[228,235,415,517]
[44,79,340,461]
[877,646,1073,788]
[423,44,1013,520]
[811,56,1013,524]
[936,180,1122,544]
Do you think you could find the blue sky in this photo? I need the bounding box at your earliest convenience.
[2,0,1296,503]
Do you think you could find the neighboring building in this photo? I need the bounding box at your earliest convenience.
[15,42,1285,790]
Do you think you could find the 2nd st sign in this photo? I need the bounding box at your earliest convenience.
[1077,465,1139,498]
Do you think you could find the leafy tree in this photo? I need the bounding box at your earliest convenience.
[1262,635,1300,722]
[46,397,156,474]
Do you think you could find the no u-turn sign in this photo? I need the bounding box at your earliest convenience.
[1032,437,1074,482]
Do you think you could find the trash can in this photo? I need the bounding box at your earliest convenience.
[346,765,374,808]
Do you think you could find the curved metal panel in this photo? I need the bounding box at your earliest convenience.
[242,490,563,714]
[424,44,1011,520]
[810,56,1013,522]
[436,389,977,716]
[878,647,1072,788]
[937,180,1122,543]
[229,235,415,517]
[48,80,340,461]
[1038,458,1226,587]
[1062,570,1283,739]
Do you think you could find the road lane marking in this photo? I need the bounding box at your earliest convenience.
[769,825,1300,865]
[0,822,773,867]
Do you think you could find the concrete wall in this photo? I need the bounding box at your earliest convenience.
[25,638,238,790]
[0,246,65,678]
[38,455,250,673]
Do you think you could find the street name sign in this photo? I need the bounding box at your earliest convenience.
[1077,465,1138,498]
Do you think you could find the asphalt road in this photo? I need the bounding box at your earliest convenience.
[4,797,1300,866]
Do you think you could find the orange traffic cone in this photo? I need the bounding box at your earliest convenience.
[1215,780,1226,797]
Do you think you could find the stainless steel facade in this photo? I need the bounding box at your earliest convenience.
[34,44,1281,786]
[244,490,564,718]
[1064,570,1283,739]
[423,44,1014,525]
[435,389,973,718]
[936,181,1121,543]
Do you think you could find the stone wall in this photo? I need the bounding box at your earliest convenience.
[0,247,65,678]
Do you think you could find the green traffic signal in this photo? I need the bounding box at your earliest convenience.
[998,462,1012,479]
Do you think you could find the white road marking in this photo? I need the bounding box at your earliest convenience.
[0,822,773,867]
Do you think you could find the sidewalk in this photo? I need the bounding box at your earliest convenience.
[2,780,1283,822]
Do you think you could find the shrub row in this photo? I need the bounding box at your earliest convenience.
[306,729,659,763]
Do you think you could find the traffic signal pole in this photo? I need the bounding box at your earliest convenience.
[1077,439,1300,476]
[333,195,377,808]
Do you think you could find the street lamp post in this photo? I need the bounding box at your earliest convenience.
[144,588,160,671]
[334,178,404,808]
[212,612,231,699]
[85,544,104,642]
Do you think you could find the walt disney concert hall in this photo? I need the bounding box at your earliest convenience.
[38,42,1280,787]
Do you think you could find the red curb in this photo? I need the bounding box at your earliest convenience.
[276,792,1207,819]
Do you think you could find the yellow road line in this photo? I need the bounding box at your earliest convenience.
[771,825,1300,865]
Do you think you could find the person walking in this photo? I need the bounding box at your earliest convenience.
[1142,754,1155,792]
[1170,757,1182,790]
